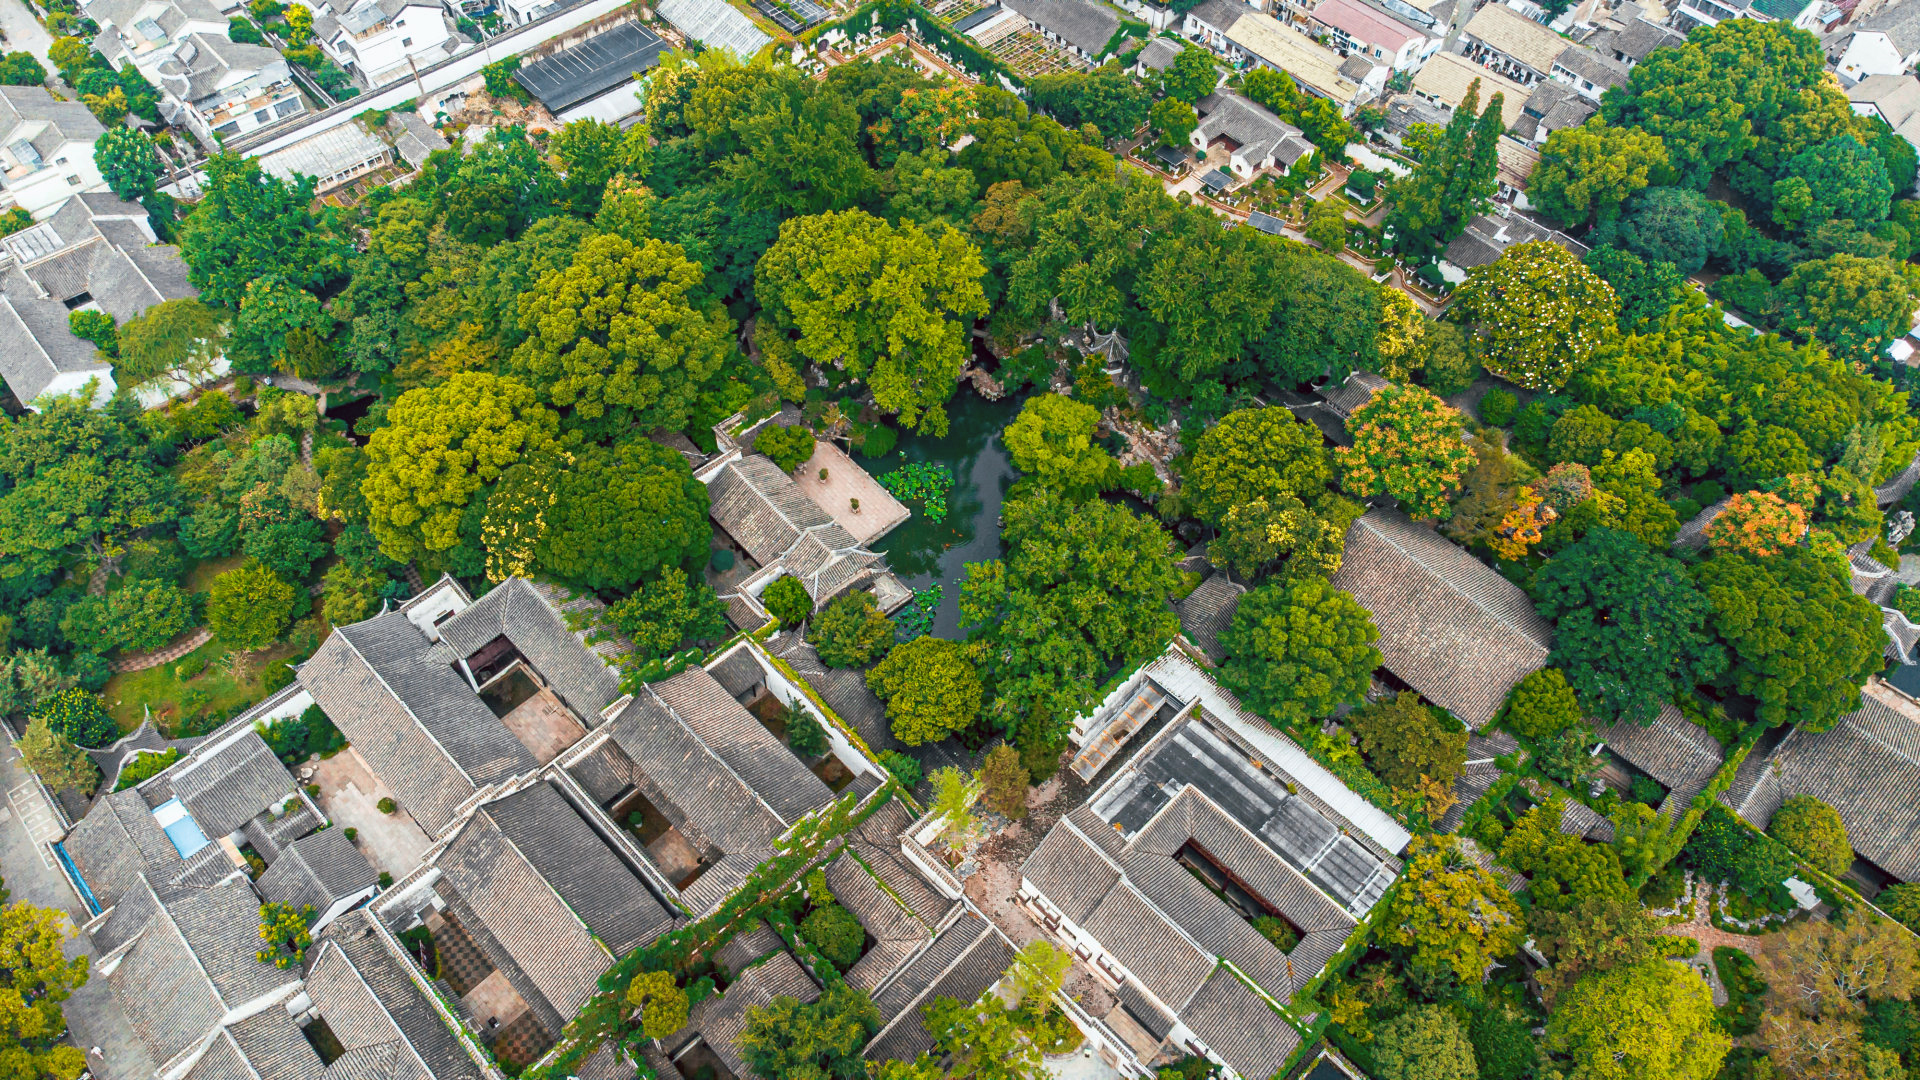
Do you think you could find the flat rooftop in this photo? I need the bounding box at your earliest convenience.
[513,22,666,113]
[1090,714,1394,913]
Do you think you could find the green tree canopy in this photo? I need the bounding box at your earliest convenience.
[1773,134,1893,232]
[813,591,894,669]
[1451,241,1619,390]
[93,126,162,202]
[58,578,195,656]
[1777,253,1920,366]
[523,441,711,592]
[756,210,987,435]
[176,153,351,308]
[1533,528,1725,726]
[19,714,96,794]
[29,687,115,749]
[1029,68,1152,141]
[114,299,225,391]
[1149,96,1197,149]
[1335,384,1475,521]
[1694,546,1884,729]
[1220,578,1380,727]
[867,636,984,746]
[1349,691,1466,790]
[1528,897,1681,1005]
[1531,120,1671,229]
[1499,798,1634,912]
[1184,406,1330,525]
[601,567,729,663]
[508,233,733,438]
[1768,794,1853,877]
[0,901,91,1080]
[1502,667,1582,738]
[960,493,1181,742]
[923,996,1047,1080]
[1159,47,1217,103]
[1387,77,1505,258]
[361,373,559,562]
[1381,835,1525,982]
[626,970,689,1040]
[205,561,300,650]
[1544,960,1729,1080]
[1583,246,1686,328]
[1604,186,1724,274]
[737,985,879,1080]
[1371,1006,1478,1080]
[1003,393,1118,499]
[0,394,174,580]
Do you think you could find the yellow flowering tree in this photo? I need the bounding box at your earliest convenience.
[1337,385,1476,521]
[1374,288,1426,381]
[1451,241,1619,390]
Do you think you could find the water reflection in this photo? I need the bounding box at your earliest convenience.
[856,388,1026,640]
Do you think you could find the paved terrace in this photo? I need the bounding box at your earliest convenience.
[791,439,911,546]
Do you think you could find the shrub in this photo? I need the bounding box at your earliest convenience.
[880,751,922,790]
[813,592,894,669]
[980,743,1028,819]
[1631,774,1665,806]
[205,561,301,650]
[628,970,690,1039]
[1251,916,1298,951]
[377,797,397,814]
[1479,388,1518,427]
[378,871,393,887]
[1880,883,1920,932]
[344,827,357,842]
[711,548,735,571]
[114,747,179,790]
[1684,805,1797,907]
[755,424,816,473]
[1768,794,1853,877]
[1502,668,1581,739]
[799,903,866,971]
[783,704,830,759]
[30,687,117,748]
[300,703,346,757]
[1714,946,1765,1036]
[762,576,813,626]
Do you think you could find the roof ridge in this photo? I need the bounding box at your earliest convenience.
[334,624,479,790]
[1360,512,1550,648]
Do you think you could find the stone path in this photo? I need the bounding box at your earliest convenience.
[108,627,212,673]
[1664,883,1765,958]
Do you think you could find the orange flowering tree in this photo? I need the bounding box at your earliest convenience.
[1337,384,1476,521]
[1706,490,1810,557]
[1490,486,1557,561]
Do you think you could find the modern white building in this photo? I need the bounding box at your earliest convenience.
[0,87,109,218]
[85,0,231,78]
[154,33,306,141]
[305,0,465,90]
[1301,0,1440,72]
[1829,3,1920,85]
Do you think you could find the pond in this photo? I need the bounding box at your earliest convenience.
[855,387,1025,640]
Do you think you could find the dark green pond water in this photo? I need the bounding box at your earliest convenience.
[855,388,1025,639]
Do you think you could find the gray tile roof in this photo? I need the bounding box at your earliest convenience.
[299,612,534,836]
[245,802,322,866]
[170,731,296,838]
[257,828,378,916]
[224,1005,324,1080]
[1003,0,1120,53]
[0,268,110,406]
[322,910,486,1080]
[1083,881,1214,1008]
[478,781,674,955]
[1551,44,1628,89]
[1137,36,1182,69]
[1177,967,1300,1080]
[186,1031,271,1080]
[1329,508,1552,728]
[63,787,176,912]
[1022,819,1122,924]
[1175,576,1244,664]
[1599,704,1724,799]
[438,578,625,723]
[1192,92,1309,171]
[1186,0,1246,32]
[712,920,783,978]
[603,693,786,914]
[708,455,883,604]
[1318,371,1390,420]
[684,949,819,1080]
[647,666,834,824]
[435,806,612,1021]
[1439,730,1518,833]
[770,638,897,754]
[112,877,301,1065]
[865,916,1014,1064]
[1728,684,1920,880]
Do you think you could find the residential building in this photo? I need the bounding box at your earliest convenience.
[305,0,465,91]
[1408,50,1529,128]
[84,0,230,80]
[1003,0,1125,60]
[1436,206,1587,280]
[1548,42,1629,99]
[1190,92,1316,177]
[153,33,306,141]
[1850,73,1920,155]
[259,109,451,191]
[1461,2,1571,84]
[1575,1,1685,66]
[511,20,665,123]
[1301,0,1440,71]
[0,192,201,409]
[1495,133,1541,201]
[1510,76,1596,143]
[1374,89,1451,149]
[1024,644,1407,1080]
[1187,3,1372,111]
[1671,0,1821,35]
[1831,3,1920,85]
[0,87,108,218]
[1327,507,1554,727]
[1134,33,1185,73]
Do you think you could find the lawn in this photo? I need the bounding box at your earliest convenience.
[102,633,316,737]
